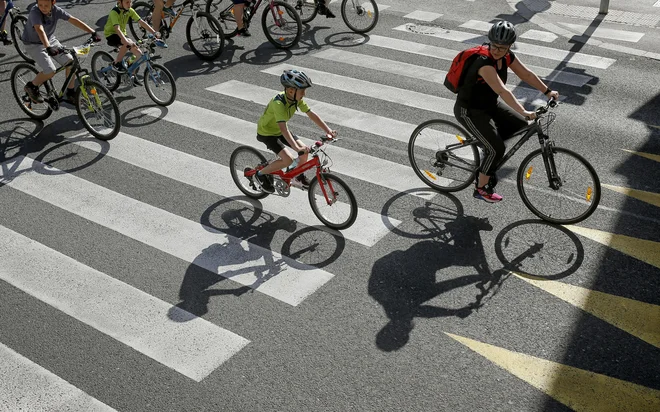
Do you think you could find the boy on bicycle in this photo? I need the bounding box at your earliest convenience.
[104,0,161,85]
[254,69,336,193]
[21,0,100,103]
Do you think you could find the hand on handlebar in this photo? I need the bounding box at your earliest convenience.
[523,110,537,121]
[90,32,102,43]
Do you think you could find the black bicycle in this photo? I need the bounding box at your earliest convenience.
[408,100,601,224]
[10,39,121,140]
[287,0,378,33]
[0,0,31,62]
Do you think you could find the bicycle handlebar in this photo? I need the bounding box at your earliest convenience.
[306,135,340,156]
[535,98,558,117]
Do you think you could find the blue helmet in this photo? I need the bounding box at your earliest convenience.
[280,69,313,89]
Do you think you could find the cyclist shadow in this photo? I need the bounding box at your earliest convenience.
[370,212,508,352]
[170,202,298,320]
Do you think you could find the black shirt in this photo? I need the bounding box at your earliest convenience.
[457,51,516,110]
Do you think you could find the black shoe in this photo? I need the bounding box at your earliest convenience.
[62,88,77,105]
[292,173,310,189]
[112,62,126,73]
[131,75,143,86]
[256,173,274,193]
[318,5,335,18]
[0,31,12,45]
[237,28,251,37]
[24,83,43,103]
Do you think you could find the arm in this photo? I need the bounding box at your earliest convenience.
[509,58,559,100]
[114,25,133,45]
[138,19,159,36]
[478,65,534,118]
[34,24,50,48]
[67,16,96,34]
[306,110,335,136]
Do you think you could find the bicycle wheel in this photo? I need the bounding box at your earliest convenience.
[208,0,239,38]
[261,0,302,49]
[143,63,177,106]
[130,1,154,39]
[11,15,33,63]
[408,119,480,192]
[90,50,121,91]
[308,173,358,230]
[517,147,601,224]
[10,63,52,120]
[186,12,225,61]
[340,0,378,34]
[75,79,121,141]
[285,0,318,24]
[229,146,270,200]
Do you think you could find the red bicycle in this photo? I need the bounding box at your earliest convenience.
[229,135,358,230]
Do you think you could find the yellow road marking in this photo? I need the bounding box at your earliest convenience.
[446,332,660,412]
[564,225,660,270]
[513,272,660,349]
[621,149,660,163]
[603,184,660,208]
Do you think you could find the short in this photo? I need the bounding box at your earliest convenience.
[24,39,72,75]
[257,133,300,155]
[231,0,250,4]
[106,34,123,48]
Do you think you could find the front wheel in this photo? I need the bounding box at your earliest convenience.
[308,173,358,230]
[11,15,33,63]
[229,146,270,199]
[10,63,52,120]
[144,63,176,106]
[286,0,318,24]
[75,79,121,141]
[261,0,302,49]
[130,1,154,39]
[517,147,601,224]
[341,0,378,34]
[186,12,225,61]
[408,119,480,192]
[91,50,121,91]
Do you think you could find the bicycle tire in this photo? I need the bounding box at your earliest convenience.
[130,1,154,39]
[340,0,378,34]
[308,173,358,230]
[10,63,52,120]
[11,15,33,63]
[285,0,317,24]
[229,146,270,200]
[75,79,121,141]
[207,0,240,38]
[261,0,302,49]
[408,119,480,192]
[90,50,121,92]
[144,63,177,106]
[517,147,601,224]
[186,12,225,61]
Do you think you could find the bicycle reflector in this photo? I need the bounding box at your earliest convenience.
[525,166,533,179]
[90,88,97,95]
[455,134,464,144]
[586,187,593,202]
[424,170,437,180]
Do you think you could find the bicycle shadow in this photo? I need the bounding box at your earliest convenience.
[370,211,508,352]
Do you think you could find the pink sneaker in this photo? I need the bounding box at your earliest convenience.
[473,184,502,203]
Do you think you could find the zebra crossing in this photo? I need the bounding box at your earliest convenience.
[1,8,659,409]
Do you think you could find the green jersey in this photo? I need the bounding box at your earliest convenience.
[104,7,141,38]
[257,92,311,136]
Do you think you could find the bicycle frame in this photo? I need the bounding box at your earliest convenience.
[224,0,286,27]
[44,46,101,110]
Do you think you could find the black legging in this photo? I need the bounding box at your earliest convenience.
[454,101,527,176]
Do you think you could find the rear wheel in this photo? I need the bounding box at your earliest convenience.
[308,173,358,230]
[75,79,121,141]
[91,50,121,91]
[286,0,318,24]
[11,15,33,63]
[340,0,378,34]
[261,0,302,49]
[207,0,239,38]
[518,147,600,224]
[408,119,480,192]
[130,1,154,39]
[10,63,52,120]
[144,63,176,106]
[186,12,225,61]
[229,146,270,199]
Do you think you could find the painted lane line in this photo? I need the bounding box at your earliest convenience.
[403,11,443,22]
[0,225,249,382]
[1,156,334,307]
[70,131,400,247]
[142,101,434,201]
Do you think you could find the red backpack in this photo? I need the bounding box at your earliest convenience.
[444,45,512,93]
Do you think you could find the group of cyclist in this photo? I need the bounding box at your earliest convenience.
[2,0,559,204]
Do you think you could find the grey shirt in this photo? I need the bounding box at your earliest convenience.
[21,5,71,44]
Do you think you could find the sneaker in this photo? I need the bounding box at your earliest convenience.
[24,82,43,103]
[131,75,143,86]
[62,88,77,105]
[112,62,126,73]
[163,6,176,17]
[0,30,12,45]
[256,172,275,193]
[291,174,310,189]
[473,183,502,203]
[237,28,251,37]
[318,4,335,18]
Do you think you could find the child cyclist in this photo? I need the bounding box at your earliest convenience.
[254,69,337,193]
[21,0,101,103]
[103,0,161,84]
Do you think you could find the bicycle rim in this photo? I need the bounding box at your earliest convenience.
[261,1,302,49]
[11,64,51,120]
[130,2,153,38]
[341,0,378,33]
[408,119,479,192]
[216,3,239,37]
[517,147,601,224]
[91,51,120,91]
[144,63,177,106]
[187,12,225,61]
[11,15,33,63]
[229,146,269,199]
[286,0,317,24]
[75,80,121,140]
[308,173,358,230]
